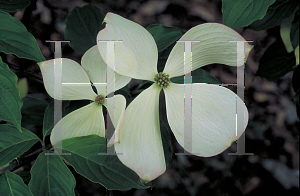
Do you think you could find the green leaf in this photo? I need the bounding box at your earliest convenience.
[0,0,30,12]
[65,4,106,54]
[55,135,147,190]
[157,42,175,72]
[0,10,45,62]
[115,85,133,107]
[249,0,299,30]
[290,9,299,49]
[42,100,89,143]
[17,78,28,99]
[160,120,172,167]
[42,102,55,143]
[0,58,23,131]
[28,151,76,196]
[280,13,295,53]
[0,125,39,167]
[222,0,276,29]
[256,39,296,81]
[171,67,221,84]
[21,97,49,128]
[146,24,183,52]
[0,171,32,196]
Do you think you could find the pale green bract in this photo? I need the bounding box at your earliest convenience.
[97,13,253,181]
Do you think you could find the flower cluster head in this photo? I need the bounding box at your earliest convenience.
[154,72,171,88]
[95,95,105,105]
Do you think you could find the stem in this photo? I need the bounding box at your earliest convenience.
[6,61,43,82]
[0,144,52,175]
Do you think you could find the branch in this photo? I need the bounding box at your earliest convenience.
[6,61,43,82]
[0,144,52,175]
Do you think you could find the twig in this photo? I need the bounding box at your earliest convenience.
[6,61,43,82]
[0,144,52,174]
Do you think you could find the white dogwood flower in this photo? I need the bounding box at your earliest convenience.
[97,13,253,181]
[39,46,131,145]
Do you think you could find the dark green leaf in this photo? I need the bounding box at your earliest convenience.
[65,4,106,54]
[0,10,45,62]
[21,97,49,128]
[115,85,133,107]
[256,39,296,81]
[290,9,299,49]
[0,171,32,196]
[42,100,89,143]
[249,0,299,30]
[157,42,175,72]
[0,124,39,167]
[222,0,276,29]
[160,120,172,167]
[0,58,23,131]
[0,0,30,12]
[42,102,55,142]
[171,67,221,84]
[28,151,76,196]
[56,135,147,190]
[146,24,183,52]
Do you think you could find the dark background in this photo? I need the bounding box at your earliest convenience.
[6,0,299,195]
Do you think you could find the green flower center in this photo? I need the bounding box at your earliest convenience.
[95,95,105,105]
[154,72,171,88]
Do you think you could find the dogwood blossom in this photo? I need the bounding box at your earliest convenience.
[97,13,253,181]
[39,46,131,145]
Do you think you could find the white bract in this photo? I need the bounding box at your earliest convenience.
[97,13,253,182]
[39,46,131,145]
